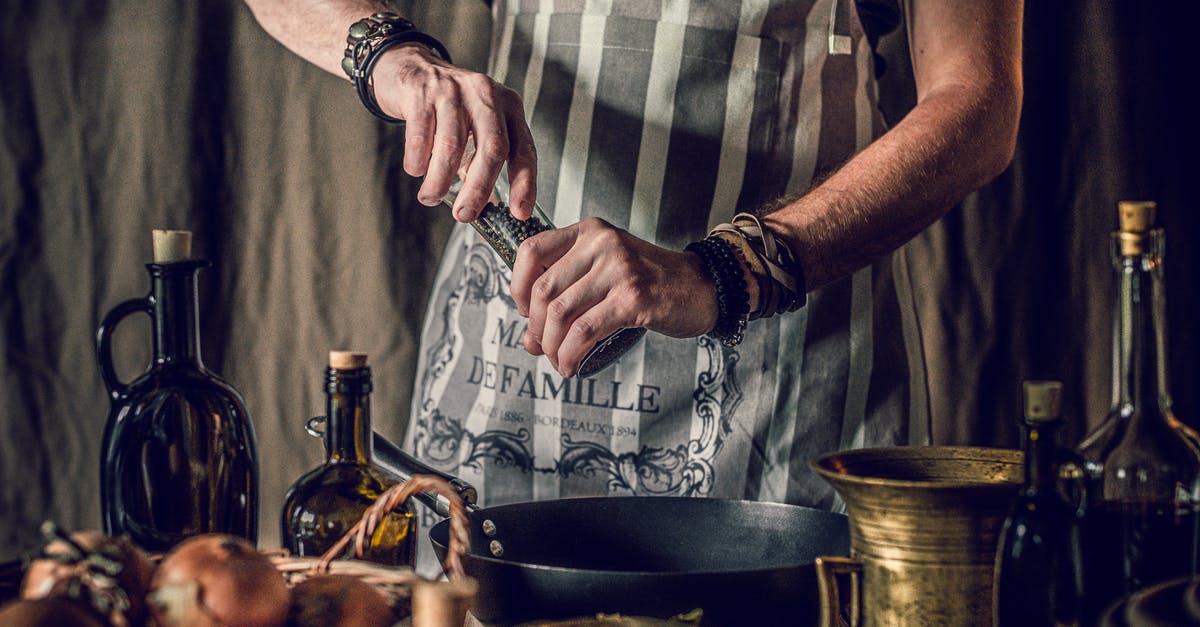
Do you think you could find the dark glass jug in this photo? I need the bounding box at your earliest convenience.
[97,231,259,551]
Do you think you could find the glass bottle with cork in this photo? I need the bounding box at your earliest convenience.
[994,380,1078,626]
[97,229,259,551]
[280,351,416,566]
[1074,200,1200,618]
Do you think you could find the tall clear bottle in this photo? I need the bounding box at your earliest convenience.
[1075,201,1200,619]
[994,380,1077,626]
[98,229,259,551]
[280,351,416,566]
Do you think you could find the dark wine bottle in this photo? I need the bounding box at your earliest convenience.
[1075,201,1200,620]
[98,230,259,551]
[280,352,417,566]
[994,380,1077,626]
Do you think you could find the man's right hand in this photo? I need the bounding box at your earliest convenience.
[371,43,537,223]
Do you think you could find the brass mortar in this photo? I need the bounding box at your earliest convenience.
[810,446,1022,627]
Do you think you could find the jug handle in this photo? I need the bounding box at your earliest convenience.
[96,297,152,399]
[816,555,863,627]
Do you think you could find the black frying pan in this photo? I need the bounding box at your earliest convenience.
[372,433,850,626]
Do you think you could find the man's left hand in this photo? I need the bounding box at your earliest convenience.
[510,217,718,378]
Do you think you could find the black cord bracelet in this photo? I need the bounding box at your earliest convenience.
[343,13,452,124]
[686,237,750,347]
[708,212,806,317]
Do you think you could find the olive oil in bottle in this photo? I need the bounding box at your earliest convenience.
[280,352,416,566]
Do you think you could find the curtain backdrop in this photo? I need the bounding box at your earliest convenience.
[2,0,1196,561]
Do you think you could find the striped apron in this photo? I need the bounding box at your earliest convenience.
[404,0,929,575]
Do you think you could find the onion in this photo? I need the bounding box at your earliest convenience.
[0,597,106,626]
[288,574,399,627]
[19,527,153,627]
[148,534,289,627]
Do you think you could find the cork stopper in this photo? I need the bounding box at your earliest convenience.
[1023,380,1063,422]
[152,229,192,263]
[411,579,478,627]
[1117,201,1157,256]
[329,351,369,369]
[1118,201,1156,233]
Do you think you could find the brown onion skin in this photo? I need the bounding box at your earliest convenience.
[288,574,399,627]
[149,534,289,627]
[0,597,106,626]
[19,530,154,627]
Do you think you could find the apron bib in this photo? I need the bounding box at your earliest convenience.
[405,0,927,575]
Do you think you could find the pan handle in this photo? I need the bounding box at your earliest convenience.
[815,555,863,627]
[305,416,479,517]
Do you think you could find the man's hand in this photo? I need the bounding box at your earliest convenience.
[241,0,538,221]
[510,218,719,378]
[371,44,537,222]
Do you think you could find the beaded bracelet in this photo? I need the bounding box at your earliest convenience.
[686,237,751,347]
[342,12,452,124]
[708,212,806,318]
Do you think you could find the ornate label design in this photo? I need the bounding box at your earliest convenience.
[412,241,742,498]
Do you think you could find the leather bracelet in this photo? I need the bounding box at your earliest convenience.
[342,12,452,124]
[708,212,806,318]
[686,237,750,347]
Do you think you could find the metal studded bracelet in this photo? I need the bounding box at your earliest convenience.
[341,12,452,124]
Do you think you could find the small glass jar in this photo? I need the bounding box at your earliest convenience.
[470,200,553,267]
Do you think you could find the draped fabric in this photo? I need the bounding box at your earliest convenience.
[0,0,489,560]
[891,1,1200,449]
[1,0,1197,565]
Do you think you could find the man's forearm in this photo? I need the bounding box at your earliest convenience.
[764,0,1023,293]
[244,0,393,78]
[765,80,1021,291]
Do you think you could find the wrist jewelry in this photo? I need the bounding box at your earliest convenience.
[686,237,750,347]
[708,212,806,318]
[342,12,452,124]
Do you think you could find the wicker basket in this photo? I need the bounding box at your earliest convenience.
[271,474,478,626]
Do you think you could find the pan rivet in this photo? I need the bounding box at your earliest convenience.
[489,540,505,557]
[482,519,497,537]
